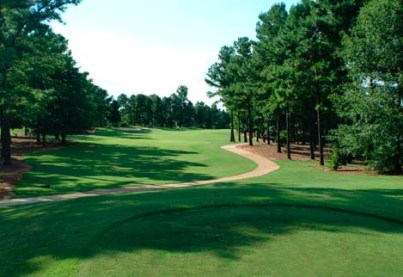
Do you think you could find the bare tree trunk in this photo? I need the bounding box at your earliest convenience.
[267,118,271,145]
[392,89,403,173]
[276,109,282,153]
[314,68,325,166]
[309,111,315,160]
[230,111,235,143]
[286,101,291,160]
[0,112,3,161]
[1,115,12,166]
[42,133,46,146]
[0,70,12,166]
[391,142,402,174]
[237,113,241,142]
[317,102,324,166]
[248,103,253,147]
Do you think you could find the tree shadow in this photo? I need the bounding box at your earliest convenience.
[76,128,153,141]
[113,127,152,134]
[1,184,403,276]
[15,143,211,197]
[158,128,202,132]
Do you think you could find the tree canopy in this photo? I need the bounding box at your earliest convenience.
[115,86,229,129]
[1,0,401,173]
[206,0,401,173]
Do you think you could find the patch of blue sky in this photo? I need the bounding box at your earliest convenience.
[52,0,300,104]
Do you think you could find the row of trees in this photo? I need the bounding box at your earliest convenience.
[206,0,402,173]
[111,85,229,129]
[0,0,104,166]
[0,1,230,166]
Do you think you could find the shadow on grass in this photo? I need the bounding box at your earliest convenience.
[77,128,153,141]
[16,143,211,197]
[1,184,403,276]
[113,127,152,133]
[159,127,203,132]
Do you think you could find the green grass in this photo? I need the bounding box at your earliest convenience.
[15,128,256,197]
[1,129,403,277]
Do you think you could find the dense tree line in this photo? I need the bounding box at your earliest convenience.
[0,0,113,166]
[0,1,229,166]
[112,85,229,129]
[1,0,400,174]
[206,0,402,173]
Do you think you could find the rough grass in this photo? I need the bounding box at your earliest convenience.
[1,129,402,277]
[15,128,256,197]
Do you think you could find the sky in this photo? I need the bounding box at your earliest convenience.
[52,0,300,104]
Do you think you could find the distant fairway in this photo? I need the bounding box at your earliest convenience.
[1,129,402,277]
[15,128,256,197]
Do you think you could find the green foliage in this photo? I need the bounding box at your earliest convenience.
[327,148,341,171]
[335,0,403,173]
[206,0,398,171]
[108,100,121,127]
[111,89,229,129]
[0,0,101,164]
[6,29,109,138]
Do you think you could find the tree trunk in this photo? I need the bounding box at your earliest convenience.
[244,129,248,143]
[309,111,315,160]
[317,104,324,166]
[391,89,403,173]
[248,104,253,147]
[0,69,12,166]
[1,115,12,166]
[61,134,66,144]
[0,114,3,160]
[230,111,235,143]
[267,118,271,145]
[237,113,241,142]
[391,154,402,174]
[309,133,315,160]
[276,109,282,153]
[286,101,291,160]
[42,133,46,146]
[314,67,325,166]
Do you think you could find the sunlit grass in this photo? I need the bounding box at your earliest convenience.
[1,129,402,276]
[15,128,256,197]
[1,177,403,277]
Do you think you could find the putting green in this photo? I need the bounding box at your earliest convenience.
[76,205,403,277]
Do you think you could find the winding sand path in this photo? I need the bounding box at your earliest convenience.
[0,144,279,208]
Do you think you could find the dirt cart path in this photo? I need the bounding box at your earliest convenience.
[0,144,279,208]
